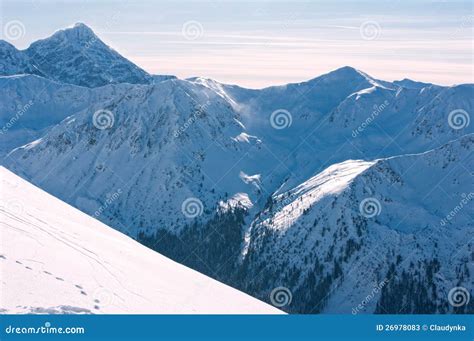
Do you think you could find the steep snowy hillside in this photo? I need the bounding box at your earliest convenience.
[0,167,282,314]
[0,74,137,157]
[4,78,263,238]
[313,83,473,163]
[239,135,473,313]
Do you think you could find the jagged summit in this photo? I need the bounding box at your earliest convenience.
[25,23,100,59]
[24,23,153,87]
[30,22,98,46]
[0,23,157,87]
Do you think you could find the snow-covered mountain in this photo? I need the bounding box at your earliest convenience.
[0,74,140,157]
[25,23,153,87]
[2,24,472,314]
[0,24,179,157]
[3,78,254,237]
[238,135,474,313]
[0,23,155,87]
[0,166,282,314]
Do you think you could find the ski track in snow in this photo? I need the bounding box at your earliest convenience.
[0,167,283,314]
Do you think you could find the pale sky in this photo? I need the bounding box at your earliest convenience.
[1,0,473,88]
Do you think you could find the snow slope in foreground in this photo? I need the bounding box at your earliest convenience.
[0,167,282,314]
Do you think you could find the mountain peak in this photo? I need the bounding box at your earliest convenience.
[68,22,96,35]
[301,66,374,87]
[50,22,98,42]
[23,23,152,87]
[333,65,360,74]
[26,22,99,53]
[325,66,370,80]
[315,66,397,91]
[72,22,91,29]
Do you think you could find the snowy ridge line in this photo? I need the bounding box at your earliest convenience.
[1,22,473,314]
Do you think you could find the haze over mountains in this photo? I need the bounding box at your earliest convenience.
[1,23,473,314]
